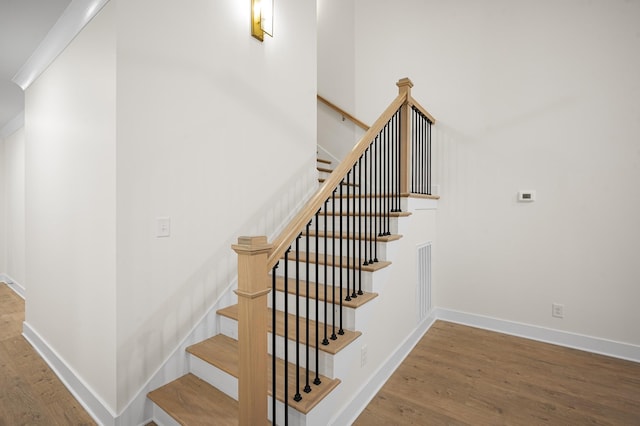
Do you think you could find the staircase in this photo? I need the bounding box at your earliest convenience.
[147,78,436,425]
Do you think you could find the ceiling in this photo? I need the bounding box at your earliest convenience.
[0,0,72,132]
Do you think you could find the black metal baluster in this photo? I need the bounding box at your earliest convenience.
[352,164,357,299]
[314,210,321,385]
[339,177,344,336]
[323,199,329,346]
[363,147,369,267]
[420,110,424,194]
[294,236,302,402]
[271,263,278,425]
[369,141,374,264]
[303,225,312,394]
[283,247,290,419]
[346,170,351,303]
[428,119,432,195]
[358,156,363,295]
[396,110,403,212]
[390,112,396,213]
[385,120,391,236]
[374,135,379,263]
[413,108,417,193]
[331,189,337,341]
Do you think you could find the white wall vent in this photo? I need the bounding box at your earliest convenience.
[417,242,432,323]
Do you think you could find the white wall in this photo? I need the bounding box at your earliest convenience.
[352,0,640,345]
[0,136,5,277]
[25,0,117,412]
[0,127,26,288]
[317,0,361,161]
[114,0,317,412]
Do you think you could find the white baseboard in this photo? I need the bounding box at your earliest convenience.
[1,273,26,299]
[435,308,640,363]
[22,322,117,426]
[330,312,438,425]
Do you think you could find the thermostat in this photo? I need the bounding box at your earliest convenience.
[518,190,536,202]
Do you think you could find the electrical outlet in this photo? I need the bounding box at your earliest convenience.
[361,345,368,367]
[552,303,564,318]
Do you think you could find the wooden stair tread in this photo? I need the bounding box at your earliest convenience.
[271,276,378,308]
[304,229,403,243]
[317,158,331,165]
[317,166,333,173]
[218,304,361,355]
[318,178,360,187]
[336,193,439,199]
[188,334,238,377]
[187,335,340,414]
[281,252,392,272]
[320,210,411,217]
[148,373,238,425]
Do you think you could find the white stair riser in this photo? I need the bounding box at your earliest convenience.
[268,290,358,330]
[273,263,394,293]
[219,315,348,378]
[275,263,375,293]
[319,197,408,213]
[312,215,399,235]
[189,355,238,400]
[269,395,307,426]
[186,355,313,426]
[152,404,181,426]
[296,236,388,260]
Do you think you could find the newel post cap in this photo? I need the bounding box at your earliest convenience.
[397,77,414,88]
[232,236,273,255]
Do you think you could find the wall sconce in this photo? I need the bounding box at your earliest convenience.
[251,0,273,41]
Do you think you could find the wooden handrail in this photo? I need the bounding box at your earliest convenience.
[407,96,436,124]
[268,91,407,269]
[317,95,370,131]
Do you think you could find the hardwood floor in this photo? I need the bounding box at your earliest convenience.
[3,281,639,425]
[0,283,96,426]
[355,320,640,425]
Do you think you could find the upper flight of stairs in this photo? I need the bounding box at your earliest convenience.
[147,155,408,425]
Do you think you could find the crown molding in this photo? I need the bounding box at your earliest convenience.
[11,0,111,91]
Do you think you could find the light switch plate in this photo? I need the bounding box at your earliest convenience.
[156,217,171,237]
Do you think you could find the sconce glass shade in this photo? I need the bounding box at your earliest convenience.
[252,0,273,41]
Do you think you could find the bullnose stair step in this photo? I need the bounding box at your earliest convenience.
[148,373,238,426]
[317,158,332,165]
[187,334,341,415]
[317,166,333,174]
[271,276,378,308]
[217,305,361,355]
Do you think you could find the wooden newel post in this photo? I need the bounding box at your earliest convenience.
[397,77,413,195]
[232,236,273,426]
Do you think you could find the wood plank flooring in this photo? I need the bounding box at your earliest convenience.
[0,283,96,426]
[3,280,639,425]
[355,320,640,425]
